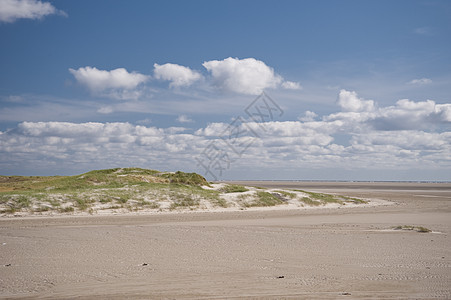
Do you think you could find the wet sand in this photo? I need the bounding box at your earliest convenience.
[1,182,450,299]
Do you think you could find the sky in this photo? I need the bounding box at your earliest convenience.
[0,0,450,181]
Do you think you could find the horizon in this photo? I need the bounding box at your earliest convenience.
[1,0,450,181]
[1,167,450,184]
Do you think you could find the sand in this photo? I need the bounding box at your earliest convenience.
[0,182,450,299]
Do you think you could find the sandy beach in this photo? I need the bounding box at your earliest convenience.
[1,182,450,299]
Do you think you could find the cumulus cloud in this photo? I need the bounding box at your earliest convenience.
[408,78,432,85]
[1,112,450,178]
[298,111,318,122]
[0,0,66,23]
[153,63,202,87]
[1,89,449,179]
[337,89,375,112]
[328,90,451,131]
[68,59,300,98]
[371,99,451,130]
[69,67,149,99]
[1,117,449,178]
[202,57,284,95]
[0,121,206,174]
[151,58,300,94]
[69,67,148,91]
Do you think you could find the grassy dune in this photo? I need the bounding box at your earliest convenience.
[0,168,215,214]
[0,168,368,216]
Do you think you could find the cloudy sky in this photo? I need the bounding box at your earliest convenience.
[0,0,450,181]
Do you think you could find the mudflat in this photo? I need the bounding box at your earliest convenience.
[1,182,450,299]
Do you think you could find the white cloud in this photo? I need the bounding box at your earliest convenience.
[371,99,451,130]
[0,0,66,23]
[0,121,207,174]
[298,111,317,122]
[1,90,449,179]
[176,115,194,123]
[436,104,451,122]
[69,67,149,99]
[67,59,300,99]
[352,131,450,151]
[202,57,284,95]
[337,89,375,112]
[328,90,451,131]
[1,114,450,179]
[153,63,202,87]
[69,66,148,91]
[408,78,432,85]
[282,81,302,90]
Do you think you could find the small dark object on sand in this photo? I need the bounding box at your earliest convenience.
[277,275,284,279]
[341,292,351,295]
[5,264,11,267]
[142,263,148,266]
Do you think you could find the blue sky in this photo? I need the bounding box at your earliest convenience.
[0,0,450,180]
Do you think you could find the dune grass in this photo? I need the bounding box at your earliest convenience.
[273,190,297,199]
[300,197,322,206]
[300,190,343,204]
[219,184,249,193]
[159,171,209,186]
[212,197,229,208]
[242,191,285,207]
[292,189,367,206]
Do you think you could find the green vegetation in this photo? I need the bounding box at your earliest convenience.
[300,197,322,206]
[293,189,367,206]
[2,195,32,213]
[219,184,249,193]
[393,225,431,233]
[169,194,199,210]
[58,206,74,213]
[299,190,343,204]
[252,186,266,190]
[340,195,368,204]
[0,169,369,215]
[243,191,285,207]
[212,197,228,208]
[160,171,208,186]
[139,200,160,209]
[273,190,297,199]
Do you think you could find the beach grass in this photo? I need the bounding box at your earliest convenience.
[292,189,367,206]
[300,197,322,206]
[273,190,297,199]
[242,191,285,207]
[219,184,249,193]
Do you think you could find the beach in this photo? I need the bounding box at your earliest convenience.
[1,182,450,299]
